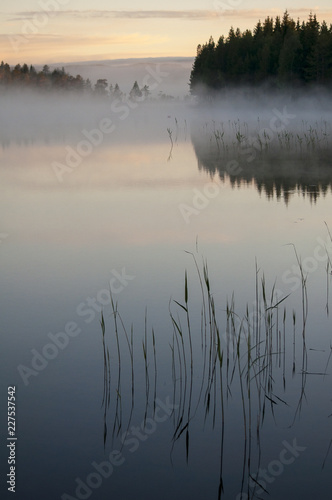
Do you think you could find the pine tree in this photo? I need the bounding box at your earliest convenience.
[189,10,332,95]
[141,84,150,99]
[113,83,122,99]
[129,81,142,100]
[94,79,108,96]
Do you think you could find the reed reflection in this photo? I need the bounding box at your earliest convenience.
[99,239,332,498]
[190,119,332,204]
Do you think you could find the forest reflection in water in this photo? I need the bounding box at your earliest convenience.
[190,118,332,204]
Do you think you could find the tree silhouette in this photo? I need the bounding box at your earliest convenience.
[129,80,142,100]
[190,11,332,95]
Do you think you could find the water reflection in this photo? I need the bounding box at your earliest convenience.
[2,94,332,499]
[190,121,332,204]
[3,92,332,206]
[99,249,332,499]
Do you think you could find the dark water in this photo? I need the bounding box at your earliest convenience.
[1,99,332,499]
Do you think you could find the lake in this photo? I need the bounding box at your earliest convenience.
[1,90,332,499]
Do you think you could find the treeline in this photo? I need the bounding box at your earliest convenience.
[0,62,91,92]
[190,11,332,94]
[0,62,175,101]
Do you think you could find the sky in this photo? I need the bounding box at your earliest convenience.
[1,1,332,65]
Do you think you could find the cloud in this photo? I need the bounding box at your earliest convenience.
[1,32,168,64]
[7,9,217,21]
[7,8,332,22]
[2,32,166,46]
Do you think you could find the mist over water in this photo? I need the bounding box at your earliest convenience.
[1,86,331,145]
[1,84,332,499]
[2,86,331,201]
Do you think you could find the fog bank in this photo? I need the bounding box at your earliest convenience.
[1,86,331,149]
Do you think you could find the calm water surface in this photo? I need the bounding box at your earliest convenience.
[1,99,332,499]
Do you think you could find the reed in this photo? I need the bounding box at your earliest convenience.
[190,117,332,171]
[100,310,110,449]
[99,232,332,496]
[167,127,173,160]
[142,308,150,426]
[110,296,122,440]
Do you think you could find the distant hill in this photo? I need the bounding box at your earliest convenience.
[46,57,194,98]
